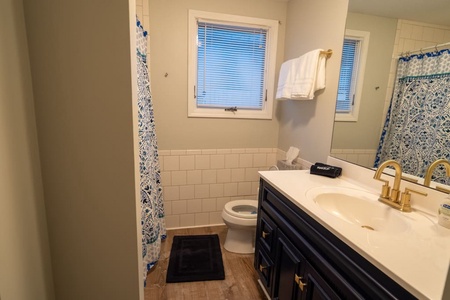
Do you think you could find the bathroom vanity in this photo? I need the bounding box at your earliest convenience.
[254,168,450,299]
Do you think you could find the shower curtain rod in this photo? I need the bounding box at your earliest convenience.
[396,41,450,58]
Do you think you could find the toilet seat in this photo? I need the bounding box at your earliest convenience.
[224,200,258,219]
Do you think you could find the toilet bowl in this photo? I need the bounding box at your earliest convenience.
[221,199,258,254]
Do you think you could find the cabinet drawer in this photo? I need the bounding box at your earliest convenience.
[255,248,274,294]
[258,209,277,256]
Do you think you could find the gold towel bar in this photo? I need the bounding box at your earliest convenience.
[320,49,333,58]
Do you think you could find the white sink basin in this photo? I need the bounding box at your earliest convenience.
[305,186,410,233]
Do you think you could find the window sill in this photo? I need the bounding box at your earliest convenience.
[334,113,358,122]
[188,110,273,120]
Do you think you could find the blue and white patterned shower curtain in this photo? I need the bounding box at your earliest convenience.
[136,19,166,284]
[375,49,450,184]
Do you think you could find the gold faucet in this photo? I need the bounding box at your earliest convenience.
[424,159,450,192]
[373,160,427,212]
[374,160,402,203]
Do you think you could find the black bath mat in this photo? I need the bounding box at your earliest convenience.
[166,234,225,283]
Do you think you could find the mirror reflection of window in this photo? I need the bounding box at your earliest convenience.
[335,29,369,122]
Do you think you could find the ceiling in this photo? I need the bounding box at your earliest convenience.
[348,0,450,27]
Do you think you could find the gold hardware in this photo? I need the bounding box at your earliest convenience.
[399,188,428,212]
[436,185,450,194]
[372,160,427,212]
[424,159,450,187]
[320,49,333,58]
[376,178,391,199]
[294,274,307,292]
[262,231,269,239]
[378,197,405,211]
[374,160,402,203]
[259,264,267,272]
[401,175,419,183]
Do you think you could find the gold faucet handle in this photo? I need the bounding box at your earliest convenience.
[374,177,391,198]
[403,187,428,197]
[400,188,428,212]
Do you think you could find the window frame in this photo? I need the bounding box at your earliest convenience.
[335,29,370,122]
[188,10,279,120]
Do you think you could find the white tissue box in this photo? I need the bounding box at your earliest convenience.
[277,160,302,170]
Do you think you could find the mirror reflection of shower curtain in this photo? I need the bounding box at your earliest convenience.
[136,19,166,285]
[375,49,450,185]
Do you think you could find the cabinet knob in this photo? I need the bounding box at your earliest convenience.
[259,264,268,272]
[262,231,270,239]
[294,274,307,292]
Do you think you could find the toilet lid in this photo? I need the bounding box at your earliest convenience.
[224,200,258,219]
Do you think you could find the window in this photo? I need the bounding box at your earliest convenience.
[188,10,279,119]
[335,29,370,122]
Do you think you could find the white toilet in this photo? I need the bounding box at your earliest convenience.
[221,199,258,254]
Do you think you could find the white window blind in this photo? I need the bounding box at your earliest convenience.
[336,38,360,113]
[196,22,268,109]
[188,10,278,119]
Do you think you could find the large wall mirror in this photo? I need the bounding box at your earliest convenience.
[331,0,450,190]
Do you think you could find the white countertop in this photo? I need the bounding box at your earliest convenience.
[259,169,450,300]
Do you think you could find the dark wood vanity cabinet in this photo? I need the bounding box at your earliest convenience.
[273,229,341,300]
[255,179,416,300]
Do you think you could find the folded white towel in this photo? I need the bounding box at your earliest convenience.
[315,53,326,92]
[275,58,298,100]
[290,50,321,99]
[276,49,327,100]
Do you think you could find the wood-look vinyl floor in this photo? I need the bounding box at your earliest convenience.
[144,225,266,300]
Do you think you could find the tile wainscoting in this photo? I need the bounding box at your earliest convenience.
[330,148,377,169]
[160,148,282,228]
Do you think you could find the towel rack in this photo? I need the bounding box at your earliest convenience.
[320,49,333,59]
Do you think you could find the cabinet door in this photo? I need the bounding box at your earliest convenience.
[273,230,305,300]
[274,230,342,300]
[302,263,340,300]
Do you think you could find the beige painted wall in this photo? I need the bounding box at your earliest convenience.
[277,0,349,164]
[23,1,142,299]
[148,0,287,150]
[332,13,397,150]
[0,1,54,299]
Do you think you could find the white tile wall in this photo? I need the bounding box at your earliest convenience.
[160,148,278,228]
[330,148,377,168]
